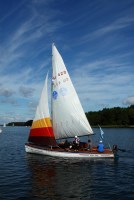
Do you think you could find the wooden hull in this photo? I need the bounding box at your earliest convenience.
[25,143,114,159]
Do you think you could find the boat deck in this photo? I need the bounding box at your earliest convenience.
[26,143,113,155]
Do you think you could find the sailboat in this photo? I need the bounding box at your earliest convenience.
[0,128,2,133]
[3,123,6,127]
[25,44,114,158]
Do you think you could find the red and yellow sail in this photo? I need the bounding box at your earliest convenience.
[28,74,57,146]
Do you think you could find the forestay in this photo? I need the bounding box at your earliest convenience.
[52,44,93,139]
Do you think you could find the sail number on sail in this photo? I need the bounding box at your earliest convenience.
[52,70,69,87]
[52,70,67,80]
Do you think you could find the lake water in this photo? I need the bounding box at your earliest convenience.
[0,127,134,200]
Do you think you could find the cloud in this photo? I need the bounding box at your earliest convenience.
[0,87,14,97]
[0,98,18,105]
[19,86,35,98]
[92,16,134,37]
[0,0,62,76]
[0,0,26,24]
[0,83,15,97]
[0,114,26,123]
[70,55,133,111]
[123,96,134,105]
[78,15,134,45]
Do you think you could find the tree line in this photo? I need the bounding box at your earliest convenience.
[86,105,134,127]
[6,105,134,127]
[7,120,33,127]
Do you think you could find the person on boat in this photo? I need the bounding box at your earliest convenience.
[73,136,80,151]
[87,139,92,150]
[97,140,104,152]
[112,144,118,154]
[64,140,70,148]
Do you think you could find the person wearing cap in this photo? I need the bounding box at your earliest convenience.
[73,136,80,151]
[97,140,104,152]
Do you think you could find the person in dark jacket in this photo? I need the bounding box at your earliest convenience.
[97,140,104,152]
[87,139,92,150]
[73,136,80,151]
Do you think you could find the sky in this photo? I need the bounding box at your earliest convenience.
[0,0,134,124]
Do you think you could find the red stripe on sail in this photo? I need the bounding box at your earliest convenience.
[28,127,57,146]
[29,127,54,137]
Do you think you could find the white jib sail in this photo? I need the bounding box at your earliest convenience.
[52,44,93,139]
[34,73,50,121]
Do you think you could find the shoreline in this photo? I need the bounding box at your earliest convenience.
[92,125,134,128]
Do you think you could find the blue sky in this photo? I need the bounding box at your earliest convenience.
[0,0,134,124]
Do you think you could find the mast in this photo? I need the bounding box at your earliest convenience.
[51,43,55,127]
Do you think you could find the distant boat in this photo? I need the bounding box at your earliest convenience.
[25,44,114,159]
[3,123,6,127]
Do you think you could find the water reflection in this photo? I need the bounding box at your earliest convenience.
[26,154,63,199]
[26,154,116,200]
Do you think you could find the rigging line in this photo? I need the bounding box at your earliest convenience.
[118,148,126,152]
[117,147,134,152]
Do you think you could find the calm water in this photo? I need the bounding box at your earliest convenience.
[0,127,134,200]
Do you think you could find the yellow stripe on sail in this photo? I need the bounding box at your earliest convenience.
[31,118,52,129]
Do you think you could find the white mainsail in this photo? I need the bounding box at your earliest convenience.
[52,44,93,139]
